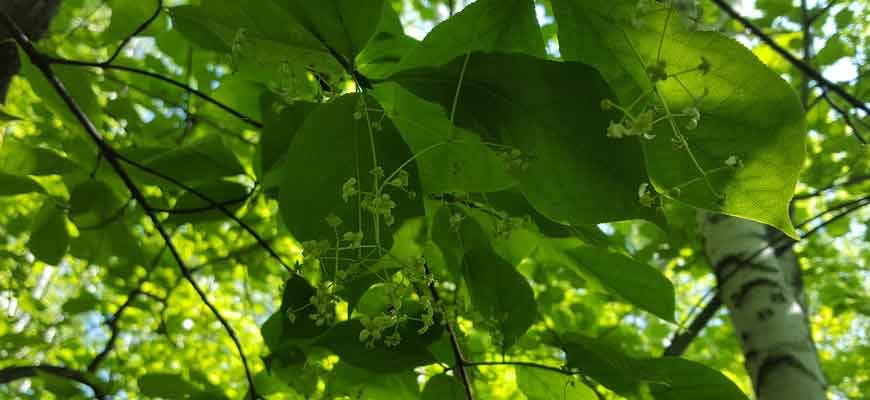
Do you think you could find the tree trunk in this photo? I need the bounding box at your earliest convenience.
[697,211,826,399]
[0,0,62,102]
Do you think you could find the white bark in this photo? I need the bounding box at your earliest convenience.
[697,211,826,399]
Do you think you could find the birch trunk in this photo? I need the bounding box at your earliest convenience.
[697,211,826,399]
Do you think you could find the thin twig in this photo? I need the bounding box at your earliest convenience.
[46,56,262,128]
[115,154,294,272]
[793,174,870,200]
[464,361,575,376]
[0,13,259,398]
[104,0,163,65]
[88,240,171,372]
[711,0,868,144]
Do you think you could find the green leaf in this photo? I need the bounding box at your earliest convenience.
[19,51,100,130]
[68,180,125,229]
[0,106,22,123]
[130,136,245,186]
[315,319,438,373]
[558,241,675,321]
[0,172,45,196]
[277,275,331,339]
[0,139,79,176]
[464,245,537,349]
[356,4,420,79]
[326,362,421,399]
[516,367,598,400]
[397,0,545,70]
[551,0,805,237]
[27,201,70,265]
[278,94,423,250]
[257,94,317,181]
[280,0,385,62]
[429,206,464,280]
[61,291,100,315]
[372,82,516,193]
[392,52,656,225]
[70,219,143,264]
[422,374,465,400]
[165,180,249,224]
[138,373,204,398]
[103,0,163,43]
[559,333,642,394]
[635,357,749,400]
[169,1,341,77]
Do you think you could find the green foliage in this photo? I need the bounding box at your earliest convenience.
[3,0,867,398]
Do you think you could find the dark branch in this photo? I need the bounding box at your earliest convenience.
[45,56,262,128]
[115,154,294,272]
[0,365,106,399]
[793,174,870,200]
[424,263,474,400]
[710,0,868,144]
[88,241,171,373]
[664,294,722,356]
[464,361,575,376]
[104,0,163,65]
[150,188,254,214]
[818,87,869,141]
[0,13,258,398]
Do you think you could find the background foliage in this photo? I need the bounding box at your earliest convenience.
[1,0,869,399]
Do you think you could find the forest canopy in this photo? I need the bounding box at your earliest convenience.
[0,0,869,399]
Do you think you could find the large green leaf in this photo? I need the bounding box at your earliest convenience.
[0,139,80,176]
[27,201,70,265]
[397,0,545,70]
[326,363,421,399]
[516,367,597,400]
[278,94,423,250]
[316,319,438,373]
[0,172,45,196]
[68,180,125,229]
[392,52,657,225]
[555,241,675,322]
[422,374,465,400]
[551,0,805,237]
[372,82,516,193]
[558,333,643,394]
[257,95,317,181]
[464,245,537,349]
[279,0,385,62]
[169,0,341,77]
[636,357,748,400]
[19,52,100,130]
[128,136,245,186]
[356,4,419,79]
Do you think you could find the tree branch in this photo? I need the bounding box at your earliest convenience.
[88,240,171,372]
[0,365,106,399]
[424,263,474,400]
[45,56,262,128]
[464,360,575,376]
[793,174,870,200]
[710,0,868,144]
[115,154,294,272]
[0,13,259,399]
[104,0,163,65]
